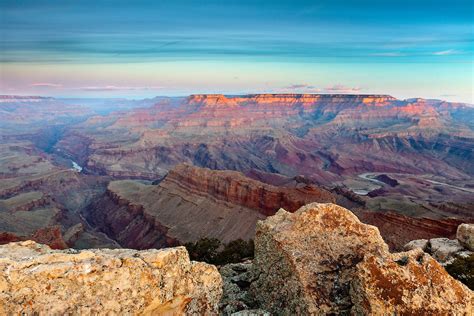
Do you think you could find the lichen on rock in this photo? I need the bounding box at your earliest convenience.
[250,203,389,314]
[250,202,473,315]
[457,223,474,251]
[0,241,222,315]
[351,249,473,315]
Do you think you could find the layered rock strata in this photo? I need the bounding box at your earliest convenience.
[166,164,335,215]
[0,241,222,315]
[86,164,335,248]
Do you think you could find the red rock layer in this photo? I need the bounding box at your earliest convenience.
[0,226,68,250]
[165,164,336,216]
[355,210,467,251]
[86,189,179,249]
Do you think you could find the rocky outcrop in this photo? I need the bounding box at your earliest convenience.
[0,241,222,315]
[403,223,474,265]
[166,164,335,216]
[429,238,465,263]
[86,165,335,248]
[351,249,472,315]
[0,226,68,249]
[250,203,473,315]
[458,223,474,251]
[63,223,85,246]
[250,203,389,314]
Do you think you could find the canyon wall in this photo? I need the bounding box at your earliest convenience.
[85,164,336,248]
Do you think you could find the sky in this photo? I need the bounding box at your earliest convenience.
[0,0,473,102]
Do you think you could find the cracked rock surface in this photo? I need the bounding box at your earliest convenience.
[250,203,473,315]
[0,240,222,315]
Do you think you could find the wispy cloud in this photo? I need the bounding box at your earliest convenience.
[74,85,163,91]
[284,84,317,90]
[283,84,321,93]
[432,49,459,56]
[30,82,63,88]
[324,85,361,93]
[282,84,363,94]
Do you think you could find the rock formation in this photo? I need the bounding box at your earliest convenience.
[355,210,465,250]
[458,223,474,251]
[351,249,472,315]
[165,164,335,215]
[86,164,335,248]
[0,226,68,249]
[404,222,474,265]
[0,240,222,315]
[249,203,473,315]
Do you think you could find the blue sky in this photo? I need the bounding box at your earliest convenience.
[1,0,473,102]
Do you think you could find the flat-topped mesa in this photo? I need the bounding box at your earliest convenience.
[186,94,239,108]
[186,94,397,108]
[165,164,336,216]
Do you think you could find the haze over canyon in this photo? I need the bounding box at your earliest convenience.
[0,93,472,249]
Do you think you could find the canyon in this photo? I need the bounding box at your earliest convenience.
[0,93,473,313]
[0,93,472,251]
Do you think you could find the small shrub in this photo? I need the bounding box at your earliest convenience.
[184,238,254,265]
[184,237,221,263]
[445,254,474,290]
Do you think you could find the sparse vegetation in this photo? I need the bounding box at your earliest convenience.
[185,238,254,265]
[445,254,474,290]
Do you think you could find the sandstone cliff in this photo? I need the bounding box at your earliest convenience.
[0,241,222,315]
[86,164,335,249]
[166,164,335,215]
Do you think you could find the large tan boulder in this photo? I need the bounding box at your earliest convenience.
[0,241,222,315]
[351,249,472,315]
[250,203,389,314]
[250,203,473,315]
[457,223,474,251]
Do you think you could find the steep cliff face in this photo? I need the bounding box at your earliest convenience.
[355,210,465,250]
[165,164,335,215]
[85,164,336,248]
[0,241,222,315]
[186,94,396,109]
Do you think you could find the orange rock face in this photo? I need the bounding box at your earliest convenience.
[166,164,336,216]
[0,226,68,250]
[85,164,336,248]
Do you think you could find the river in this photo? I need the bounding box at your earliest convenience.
[72,161,83,173]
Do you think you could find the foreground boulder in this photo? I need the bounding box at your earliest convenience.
[458,224,474,251]
[250,203,472,315]
[0,241,222,315]
[250,203,389,314]
[352,249,472,315]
